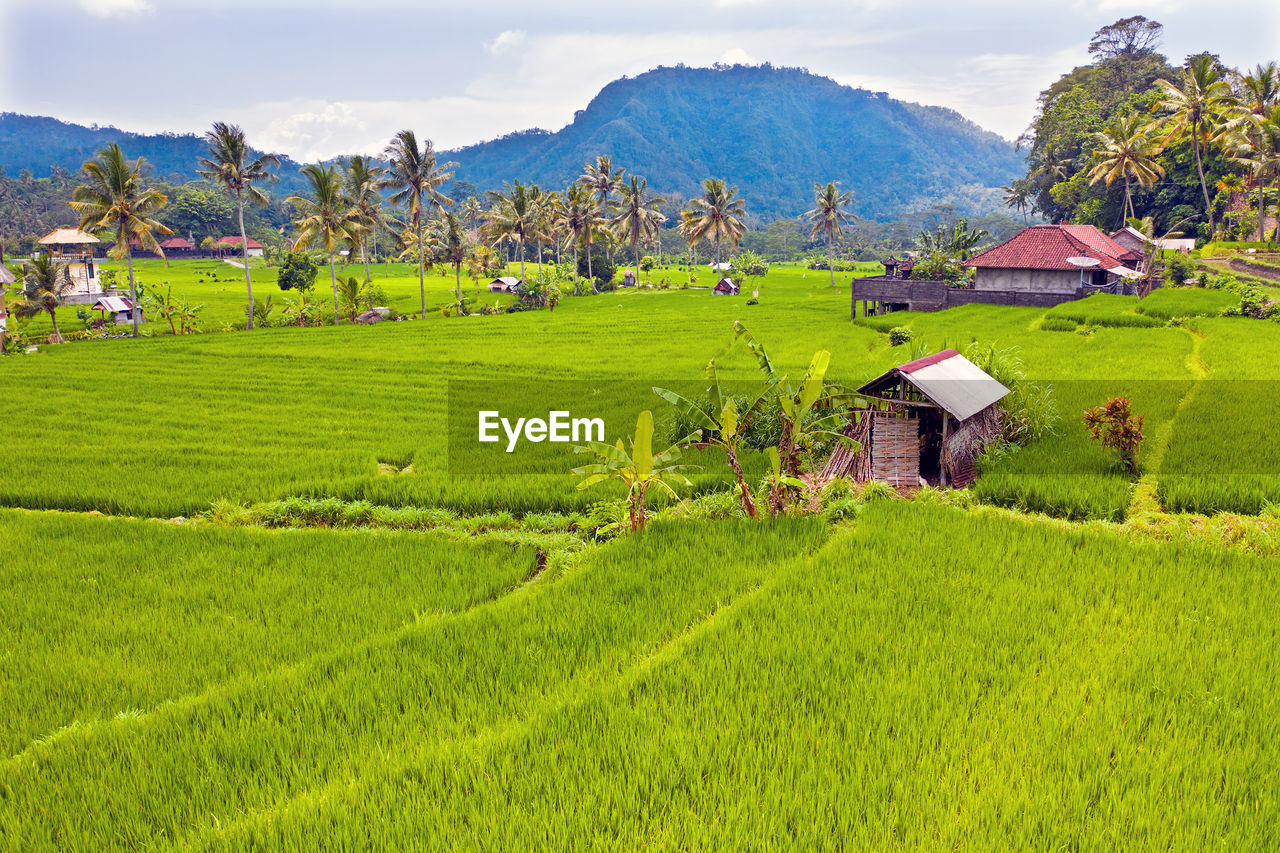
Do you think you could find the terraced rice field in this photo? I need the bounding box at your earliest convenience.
[4,265,1279,848]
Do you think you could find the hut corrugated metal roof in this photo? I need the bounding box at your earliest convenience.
[858,349,1011,422]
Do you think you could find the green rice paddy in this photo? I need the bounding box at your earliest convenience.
[3,262,1279,848]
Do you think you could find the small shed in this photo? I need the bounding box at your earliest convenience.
[824,349,1010,489]
[488,276,522,293]
[159,237,196,255]
[0,263,15,285]
[355,309,384,324]
[219,236,265,257]
[622,269,636,287]
[713,278,739,295]
[92,295,141,325]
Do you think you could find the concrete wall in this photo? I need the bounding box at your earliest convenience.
[973,268,1080,293]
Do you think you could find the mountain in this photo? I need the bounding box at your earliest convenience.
[0,114,311,195]
[445,65,1025,220]
[0,64,1024,223]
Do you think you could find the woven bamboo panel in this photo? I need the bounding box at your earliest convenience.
[871,412,919,486]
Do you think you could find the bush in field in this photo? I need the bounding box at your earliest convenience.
[277,252,319,292]
[888,326,912,346]
[1164,254,1193,286]
[577,247,615,290]
[1041,317,1078,331]
[1083,397,1145,477]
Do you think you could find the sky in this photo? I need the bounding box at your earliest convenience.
[2,0,1276,161]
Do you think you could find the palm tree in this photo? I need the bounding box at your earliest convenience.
[688,178,747,267]
[578,155,625,264]
[196,122,279,330]
[677,209,701,286]
[484,180,538,282]
[16,255,76,343]
[557,184,601,292]
[70,143,171,337]
[1156,55,1242,237]
[803,182,856,287]
[1087,112,1167,223]
[1238,62,1280,115]
[382,130,456,316]
[999,180,1033,224]
[341,155,387,282]
[1228,106,1280,243]
[287,164,363,326]
[461,195,483,231]
[611,175,666,269]
[434,211,469,303]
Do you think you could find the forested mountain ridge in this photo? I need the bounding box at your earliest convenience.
[446,65,1024,220]
[1,64,1023,239]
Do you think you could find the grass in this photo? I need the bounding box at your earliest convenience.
[4,505,1277,849]
[0,509,535,758]
[1135,286,1241,319]
[1045,293,1164,327]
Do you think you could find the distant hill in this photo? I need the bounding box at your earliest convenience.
[445,65,1025,220]
[0,64,1024,223]
[0,114,310,195]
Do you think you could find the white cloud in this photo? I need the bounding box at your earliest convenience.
[719,47,754,64]
[486,29,526,55]
[80,0,153,17]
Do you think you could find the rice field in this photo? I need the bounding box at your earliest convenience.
[2,505,1277,849]
[5,258,1280,848]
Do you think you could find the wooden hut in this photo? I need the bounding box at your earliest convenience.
[713,278,739,295]
[488,276,522,293]
[824,349,1010,489]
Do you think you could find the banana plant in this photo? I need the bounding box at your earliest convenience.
[734,322,862,510]
[653,360,769,517]
[763,446,808,515]
[572,410,698,532]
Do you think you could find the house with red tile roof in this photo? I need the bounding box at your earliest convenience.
[218,236,265,257]
[963,225,1146,294]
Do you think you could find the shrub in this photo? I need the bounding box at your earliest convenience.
[277,252,319,292]
[888,326,912,346]
[745,298,759,306]
[1040,317,1078,331]
[1164,254,1193,287]
[1082,397,1145,477]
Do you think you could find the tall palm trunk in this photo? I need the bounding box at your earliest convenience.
[1191,117,1215,237]
[519,239,526,282]
[1123,174,1133,224]
[363,237,371,282]
[125,245,139,338]
[827,231,836,288]
[237,188,254,330]
[536,238,543,275]
[416,217,425,317]
[454,261,462,303]
[48,309,63,344]
[329,257,340,326]
[572,244,579,291]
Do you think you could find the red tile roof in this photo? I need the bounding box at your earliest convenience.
[219,236,264,249]
[159,237,195,249]
[964,225,1140,271]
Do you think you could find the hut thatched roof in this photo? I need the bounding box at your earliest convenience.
[0,264,15,285]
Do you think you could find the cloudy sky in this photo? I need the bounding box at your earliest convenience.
[3,0,1275,160]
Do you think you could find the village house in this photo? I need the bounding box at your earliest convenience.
[488,276,522,293]
[963,224,1146,294]
[219,236,265,257]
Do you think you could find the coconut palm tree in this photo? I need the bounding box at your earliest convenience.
[16,255,76,343]
[382,130,456,316]
[484,180,538,282]
[803,182,856,287]
[1228,105,1280,243]
[434,211,469,304]
[999,180,1033,224]
[341,155,387,282]
[611,175,666,269]
[70,143,171,338]
[461,195,483,231]
[578,155,625,264]
[557,184,601,292]
[1087,112,1167,223]
[287,164,363,326]
[688,178,747,267]
[1238,62,1280,116]
[196,122,279,329]
[1156,55,1243,237]
[677,209,701,286]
